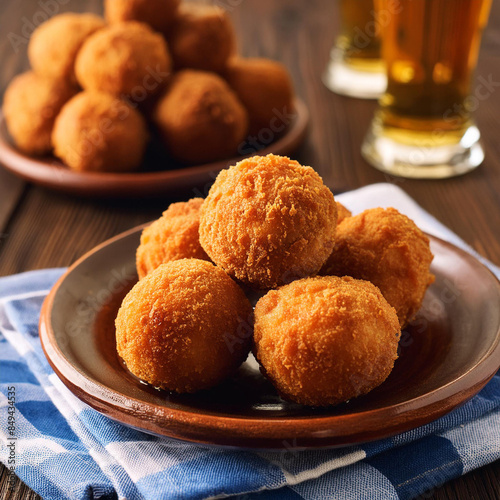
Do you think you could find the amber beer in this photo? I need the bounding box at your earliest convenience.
[323,0,386,98]
[337,0,382,70]
[362,0,492,178]
[380,0,491,138]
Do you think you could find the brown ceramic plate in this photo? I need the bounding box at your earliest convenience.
[39,227,500,449]
[0,98,308,198]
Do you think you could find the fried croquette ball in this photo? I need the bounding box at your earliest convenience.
[52,91,148,172]
[225,58,294,135]
[199,154,338,289]
[28,13,105,83]
[336,202,352,224]
[115,259,253,393]
[321,207,434,328]
[75,22,171,97]
[136,198,210,279]
[3,72,77,156]
[153,70,248,163]
[167,3,236,73]
[253,276,401,406]
[105,0,180,32]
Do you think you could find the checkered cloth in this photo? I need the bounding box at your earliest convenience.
[1,183,499,500]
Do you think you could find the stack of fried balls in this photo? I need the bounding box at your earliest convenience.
[115,154,435,406]
[3,0,295,172]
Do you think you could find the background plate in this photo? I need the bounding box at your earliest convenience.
[0,98,308,198]
[39,227,500,449]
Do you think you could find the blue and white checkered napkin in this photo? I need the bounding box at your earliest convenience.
[1,183,499,500]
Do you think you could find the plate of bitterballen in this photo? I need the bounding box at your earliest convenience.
[0,0,308,197]
[39,154,500,449]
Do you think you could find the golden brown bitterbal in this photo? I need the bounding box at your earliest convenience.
[321,207,434,328]
[199,154,338,289]
[116,259,253,393]
[136,198,210,279]
[28,13,105,83]
[75,21,171,97]
[254,275,401,406]
[153,70,248,163]
[52,91,148,172]
[3,72,77,155]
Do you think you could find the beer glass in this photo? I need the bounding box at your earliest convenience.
[323,0,387,99]
[362,0,492,178]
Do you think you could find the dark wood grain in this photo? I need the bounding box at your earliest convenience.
[0,168,24,234]
[0,0,499,499]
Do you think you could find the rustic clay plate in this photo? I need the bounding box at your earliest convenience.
[0,98,308,198]
[39,226,500,449]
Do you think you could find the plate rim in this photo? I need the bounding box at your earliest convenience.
[39,226,500,449]
[0,98,309,198]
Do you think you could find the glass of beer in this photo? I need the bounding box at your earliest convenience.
[362,0,492,178]
[323,0,387,99]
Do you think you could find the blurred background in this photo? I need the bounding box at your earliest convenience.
[1,0,500,274]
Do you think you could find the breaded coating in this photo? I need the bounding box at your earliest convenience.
[115,259,253,393]
[3,72,77,156]
[199,154,338,289]
[225,58,294,135]
[153,70,248,163]
[52,91,148,172]
[136,198,210,280]
[167,3,236,73]
[75,22,171,97]
[105,0,180,32]
[28,13,105,83]
[336,201,352,224]
[254,276,401,406]
[321,207,434,328]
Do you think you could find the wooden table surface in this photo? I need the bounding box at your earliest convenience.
[1,0,499,499]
